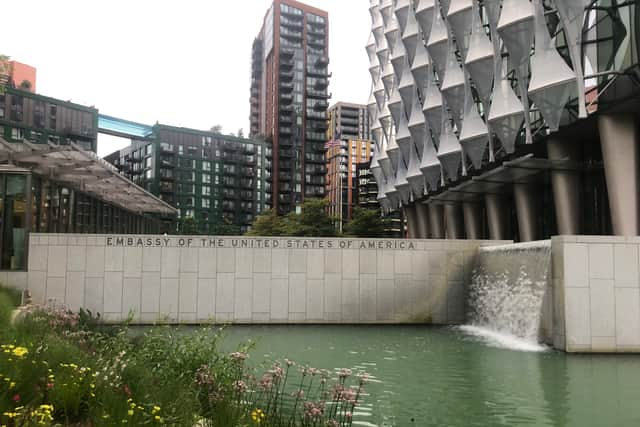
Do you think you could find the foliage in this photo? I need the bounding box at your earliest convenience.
[210,124,223,134]
[211,218,242,236]
[19,79,32,90]
[237,128,244,138]
[343,207,386,237]
[0,285,370,426]
[282,199,337,237]
[248,199,338,237]
[0,284,22,308]
[246,209,285,236]
[179,216,201,235]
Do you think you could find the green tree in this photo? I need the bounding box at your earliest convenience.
[282,198,337,237]
[246,209,285,236]
[179,216,200,235]
[210,124,223,133]
[19,79,32,90]
[211,218,241,236]
[343,207,386,237]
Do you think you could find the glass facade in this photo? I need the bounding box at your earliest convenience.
[0,170,167,271]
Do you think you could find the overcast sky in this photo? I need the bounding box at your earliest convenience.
[3,0,371,156]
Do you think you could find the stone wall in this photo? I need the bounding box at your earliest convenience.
[552,236,640,352]
[24,233,503,324]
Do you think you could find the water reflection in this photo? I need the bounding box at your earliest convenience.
[215,325,640,427]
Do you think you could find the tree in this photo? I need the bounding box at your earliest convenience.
[343,207,386,237]
[237,128,244,138]
[179,216,200,235]
[211,218,241,236]
[282,198,337,237]
[210,124,223,133]
[19,80,32,90]
[246,209,285,236]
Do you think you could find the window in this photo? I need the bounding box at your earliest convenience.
[203,174,211,184]
[11,128,23,140]
[145,157,152,168]
[202,198,210,209]
[146,144,153,155]
[202,161,211,171]
[215,175,220,185]
[202,185,211,196]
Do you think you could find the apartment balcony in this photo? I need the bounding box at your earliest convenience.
[280,80,294,92]
[314,79,329,90]
[279,114,293,124]
[280,27,303,40]
[279,127,293,137]
[280,70,294,81]
[307,37,326,49]
[278,137,294,147]
[340,107,359,117]
[281,47,296,58]
[278,173,292,182]
[279,148,295,158]
[280,17,303,29]
[306,90,331,100]
[340,117,359,126]
[160,175,175,182]
[315,56,329,67]
[312,100,329,111]
[279,93,293,105]
[307,68,330,78]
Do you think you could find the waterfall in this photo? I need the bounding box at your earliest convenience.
[462,241,552,351]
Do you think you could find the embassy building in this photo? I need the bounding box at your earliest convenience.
[368,0,640,241]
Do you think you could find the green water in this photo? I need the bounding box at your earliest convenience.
[216,325,640,427]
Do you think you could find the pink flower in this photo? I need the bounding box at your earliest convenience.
[233,380,247,393]
[12,394,20,402]
[229,352,248,362]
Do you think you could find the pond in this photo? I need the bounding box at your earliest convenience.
[216,325,640,427]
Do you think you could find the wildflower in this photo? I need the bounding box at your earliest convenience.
[12,347,29,357]
[292,389,305,399]
[154,415,162,422]
[127,410,134,416]
[229,351,248,361]
[251,408,266,423]
[326,420,339,427]
[358,372,369,385]
[338,368,352,379]
[233,380,248,393]
[8,382,15,389]
[284,358,295,367]
[12,394,20,402]
[151,406,161,415]
[271,364,284,379]
[258,373,273,390]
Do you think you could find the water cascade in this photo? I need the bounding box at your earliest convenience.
[463,241,552,351]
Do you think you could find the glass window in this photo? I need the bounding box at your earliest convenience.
[202,198,210,209]
[202,185,211,196]
[203,161,211,171]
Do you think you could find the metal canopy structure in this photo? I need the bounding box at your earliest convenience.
[0,138,177,216]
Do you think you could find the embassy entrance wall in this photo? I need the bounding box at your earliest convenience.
[23,234,507,324]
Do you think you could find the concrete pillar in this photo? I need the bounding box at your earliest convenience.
[444,203,465,239]
[547,137,582,235]
[463,202,484,240]
[404,205,419,238]
[599,114,639,236]
[415,203,430,238]
[428,204,445,239]
[514,183,540,242]
[485,193,509,240]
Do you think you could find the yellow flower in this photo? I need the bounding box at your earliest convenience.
[154,415,162,422]
[251,408,266,423]
[8,382,15,389]
[152,405,161,414]
[12,347,28,358]
[127,410,134,416]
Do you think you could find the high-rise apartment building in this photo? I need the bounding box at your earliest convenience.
[105,124,268,233]
[250,0,330,215]
[325,102,375,230]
